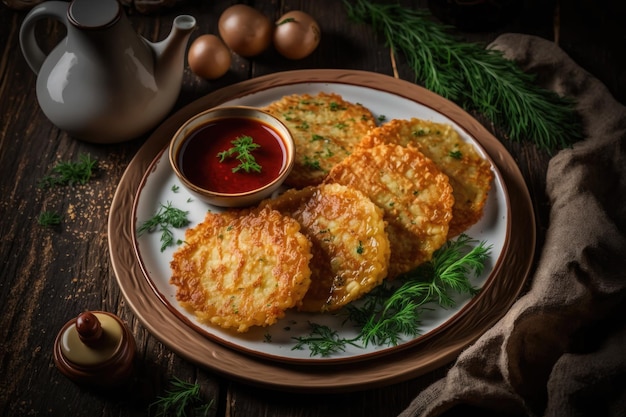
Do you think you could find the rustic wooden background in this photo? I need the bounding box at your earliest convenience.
[1,0,624,416]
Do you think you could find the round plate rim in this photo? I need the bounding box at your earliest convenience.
[108,69,536,392]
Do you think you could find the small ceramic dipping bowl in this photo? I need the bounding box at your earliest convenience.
[169,106,295,207]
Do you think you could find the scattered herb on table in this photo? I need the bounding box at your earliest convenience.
[150,377,213,417]
[293,234,491,356]
[37,210,62,227]
[343,0,583,151]
[217,135,262,173]
[137,201,190,252]
[39,153,98,188]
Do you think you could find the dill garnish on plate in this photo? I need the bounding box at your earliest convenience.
[137,201,190,252]
[292,234,491,357]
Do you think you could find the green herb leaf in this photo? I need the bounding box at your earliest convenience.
[292,322,361,357]
[37,210,62,227]
[39,153,98,188]
[217,135,262,173]
[150,377,214,417]
[343,0,583,151]
[303,155,323,171]
[137,202,190,252]
[353,234,490,347]
[293,234,491,355]
[329,102,347,111]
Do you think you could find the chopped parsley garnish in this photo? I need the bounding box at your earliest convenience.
[449,150,463,159]
[356,241,364,254]
[329,102,347,111]
[303,156,322,171]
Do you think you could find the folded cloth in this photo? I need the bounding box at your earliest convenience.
[399,33,626,417]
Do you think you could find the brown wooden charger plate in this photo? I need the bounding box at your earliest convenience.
[108,69,535,392]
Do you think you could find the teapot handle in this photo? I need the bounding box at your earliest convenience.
[19,1,69,75]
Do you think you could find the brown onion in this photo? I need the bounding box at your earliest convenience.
[273,10,321,60]
[218,4,273,57]
[188,34,232,80]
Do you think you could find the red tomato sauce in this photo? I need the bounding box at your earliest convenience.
[178,117,287,194]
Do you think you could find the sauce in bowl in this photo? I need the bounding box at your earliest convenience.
[169,106,295,208]
[178,117,287,194]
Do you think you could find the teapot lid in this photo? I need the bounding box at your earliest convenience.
[69,0,121,29]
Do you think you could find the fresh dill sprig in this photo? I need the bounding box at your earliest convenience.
[39,153,98,188]
[217,135,262,173]
[343,0,583,151]
[293,234,491,355]
[137,202,190,252]
[292,321,361,357]
[352,234,491,347]
[150,377,213,417]
[37,210,62,227]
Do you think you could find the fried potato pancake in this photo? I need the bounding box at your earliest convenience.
[260,183,390,312]
[169,207,312,332]
[359,118,494,237]
[262,92,377,188]
[325,144,454,278]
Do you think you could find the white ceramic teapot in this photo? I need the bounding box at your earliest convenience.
[19,0,196,143]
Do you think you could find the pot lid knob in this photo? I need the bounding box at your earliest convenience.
[76,311,104,347]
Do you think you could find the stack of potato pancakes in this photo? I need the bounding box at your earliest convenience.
[169,92,494,333]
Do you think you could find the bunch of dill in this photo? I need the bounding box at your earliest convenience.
[343,0,583,151]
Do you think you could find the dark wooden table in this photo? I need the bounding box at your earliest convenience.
[1,1,624,416]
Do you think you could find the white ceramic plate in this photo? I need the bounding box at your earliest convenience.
[110,70,534,391]
[132,81,508,364]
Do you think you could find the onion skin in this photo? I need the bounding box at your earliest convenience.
[218,4,273,57]
[273,10,321,60]
[188,34,232,80]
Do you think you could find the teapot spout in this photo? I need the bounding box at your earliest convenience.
[152,14,197,89]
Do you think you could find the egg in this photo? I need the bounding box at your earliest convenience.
[218,4,273,57]
[187,34,232,80]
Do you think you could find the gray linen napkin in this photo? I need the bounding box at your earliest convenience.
[399,33,626,417]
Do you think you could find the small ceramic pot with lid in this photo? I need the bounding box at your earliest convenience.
[53,311,136,388]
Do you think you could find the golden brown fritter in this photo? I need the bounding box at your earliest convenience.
[325,144,454,278]
[359,118,494,237]
[169,206,312,332]
[260,183,390,312]
[262,92,377,188]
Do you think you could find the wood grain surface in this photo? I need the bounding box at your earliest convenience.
[1,1,624,416]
